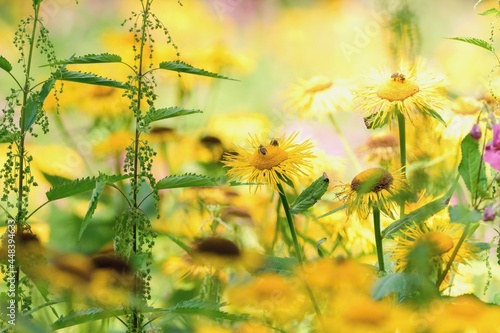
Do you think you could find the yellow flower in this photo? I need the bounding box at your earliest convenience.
[390,220,478,280]
[223,132,314,191]
[337,167,407,218]
[357,131,400,168]
[441,96,483,141]
[283,76,353,119]
[354,60,447,128]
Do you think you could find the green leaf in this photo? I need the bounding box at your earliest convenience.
[159,60,237,81]
[472,241,491,252]
[423,107,446,125]
[156,173,218,190]
[290,173,329,214]
[79,179,105,239]
[46,174,129,201]
[0,55,12,72]
[24,79,55,131]
[447,37,494,53]
[52,307,126,329]
[49,53,122,66]
[254,255,298,276]
[448,205,482,224]
[478,8,500,16]
[53,69,129,89]
[458,134,487,198]
[144,107,202,125]
[0,128,17,143]
[159,232,193,254]
[382,181,456,238]
[169,299,249,322]
[316,238,327,258]
[371,273,424,300]
[313,204,347,220]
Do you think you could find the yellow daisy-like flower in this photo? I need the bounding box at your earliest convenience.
[337,167,407,218]
[222,132,314,191]
[284,76,353,119]
[357,131,400,168]
[354,60,447,128]
[390,221,478,278]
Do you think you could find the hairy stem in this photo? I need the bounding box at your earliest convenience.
[373,207,385,272]
[276,183,326,333]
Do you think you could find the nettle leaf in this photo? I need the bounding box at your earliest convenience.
[449,205,482,224]
[0,128,17,143]
[159,60,237,81]
[458,134,487,197]
[447,37,494,53]
[79,179,106,239]
[144,106,202,125]
[50,53,122,65]
[290,173,329,214]
[52,307,126,329]
[53,69,129,89]
[382,183,455,238]
[0,55,12,72]
[24,78,55,131]
[156,173,218,190]
[479,8,500,16]
[46,174,129,201]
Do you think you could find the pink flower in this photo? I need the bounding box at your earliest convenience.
[484,124,500,171]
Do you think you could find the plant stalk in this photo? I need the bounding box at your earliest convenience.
[373,207,385,272]
[276,183,326,333]
[397,110,406,218]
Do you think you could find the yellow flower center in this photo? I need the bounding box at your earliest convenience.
[366,133,398,149]
[376,74,419,102]
[416,231,453,257]
[350,168,393,194]
[305,76,333,94]
[249,145,288,170]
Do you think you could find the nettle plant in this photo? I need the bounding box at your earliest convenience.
[1,0,238,332]
[0,0,71,329]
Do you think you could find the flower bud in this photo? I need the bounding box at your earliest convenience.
[483,204,497,222]
[469,123,481,140]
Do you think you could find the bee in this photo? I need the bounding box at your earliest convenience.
[322,172,329,183]
[258,144,267,155]
[391,73,405,82]
[270,138,279,146]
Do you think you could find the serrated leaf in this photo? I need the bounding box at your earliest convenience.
[479,8,500,16]
[24,79,55,131]
[458,135,487,198]
[159,60,237,81]
[0,55,12,72]
[449,205,482,224]
[382,181,456,238]
[447,37,494,52]
[0,128,17,143]
[52,307,126,329]
[53,69,129,89]
[49,53,122,66]
[144,107,202,125]
[156,173,218,190]
[46,174,129,201]
[79,179,105,239]
[290,173,329,214]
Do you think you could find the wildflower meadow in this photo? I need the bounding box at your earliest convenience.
[1,1,500,332]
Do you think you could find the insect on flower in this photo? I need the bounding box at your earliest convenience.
[258,144,267,155]
[270,138,279,146]
[391,73,405,82]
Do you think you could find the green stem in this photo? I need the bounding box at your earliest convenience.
[436,221,471,289]
[276,183,326,333]
[397,110,406,218]
[327,114,363,173]
[373,207,385,272]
